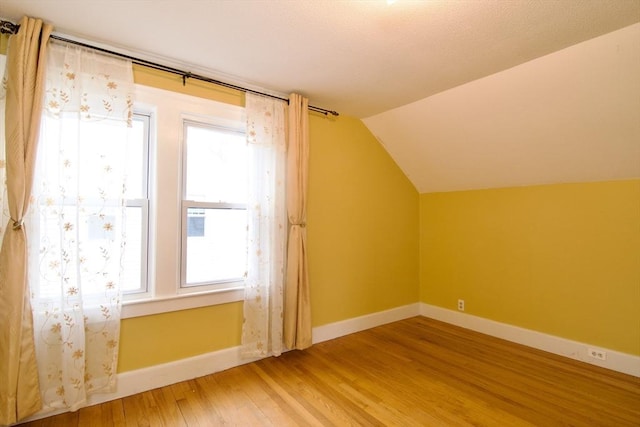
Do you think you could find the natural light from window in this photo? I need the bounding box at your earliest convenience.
[182,122,248,286]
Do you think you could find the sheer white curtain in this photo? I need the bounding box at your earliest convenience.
[241,93,287,358]
[27,40,134,411]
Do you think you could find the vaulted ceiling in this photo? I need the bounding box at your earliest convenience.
[2,0,640,192]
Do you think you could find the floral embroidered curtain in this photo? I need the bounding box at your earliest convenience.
[27,39,134,412]
[241,93,287,358]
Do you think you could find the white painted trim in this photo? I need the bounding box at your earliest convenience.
[101,348,262,402]
[312,303,421,344]
[114,302,418,404]
[420,303,640,377]
[19,345,264,424]
[121,287,244,319]
[20,303,420,423]
[26,301,636,424]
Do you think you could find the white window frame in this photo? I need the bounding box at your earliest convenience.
[179,118,247,292]
[121,84,246,319]
[123,112,151,295]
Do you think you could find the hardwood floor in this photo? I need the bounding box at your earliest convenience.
[20,317,640,426]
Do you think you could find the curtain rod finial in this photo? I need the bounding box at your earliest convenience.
[0,20,20,35]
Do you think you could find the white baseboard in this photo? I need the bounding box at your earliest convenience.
[109,302,420,404]
[95,347,264,405]
[312,303,421,344]
[21,301,636,424]
[420,303,640,377]
[18,346,264,424]
[20,303,421,423]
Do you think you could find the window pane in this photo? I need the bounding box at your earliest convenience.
[39,115,132,200]
[38,115,146,203]
[184,207,247,285]
[124,118,146,199]
[35,204,125,299]
[37,114,149,295]
[185,124,247,203]
[187,208,205,237]
[122,206,143,292]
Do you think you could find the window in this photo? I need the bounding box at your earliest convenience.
[33,111,149,298]
[181,121,248,290]
[29,81,247,317]
[123,113,151,294]
[120,84,247,317]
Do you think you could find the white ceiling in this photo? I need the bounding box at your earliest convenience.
[2,0,640,192]
[364,23,640,192]
[1,0,639,118]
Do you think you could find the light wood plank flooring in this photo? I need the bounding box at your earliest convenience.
[19,317,640,426]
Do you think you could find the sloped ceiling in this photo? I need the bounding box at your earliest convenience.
[364,23,640,193]
[2,0,640,192]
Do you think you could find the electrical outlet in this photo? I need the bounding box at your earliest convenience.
[457,299,465,311]
[588,348,607,361]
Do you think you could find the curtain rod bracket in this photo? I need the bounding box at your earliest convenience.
[182,72,192,86]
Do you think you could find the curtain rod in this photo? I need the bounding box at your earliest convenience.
[0,20,339,116]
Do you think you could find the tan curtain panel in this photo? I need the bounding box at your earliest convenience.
[283,93,312,350]
[0,16,52,425]
[1,33,10,56]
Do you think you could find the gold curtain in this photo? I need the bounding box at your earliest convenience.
[0,16,51,425]
[283,93,312,349]
[1,33,9,55]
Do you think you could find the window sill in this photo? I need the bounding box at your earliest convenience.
[121,286,244,319]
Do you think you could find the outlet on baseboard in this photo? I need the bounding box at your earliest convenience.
[588,348,607,361]
[457,299,465,311]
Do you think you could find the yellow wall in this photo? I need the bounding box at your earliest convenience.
[120,67,639,371]
[420,180,640,355]
[119,302,244,372]
[118,67,420,372]
[307,114,420,326]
